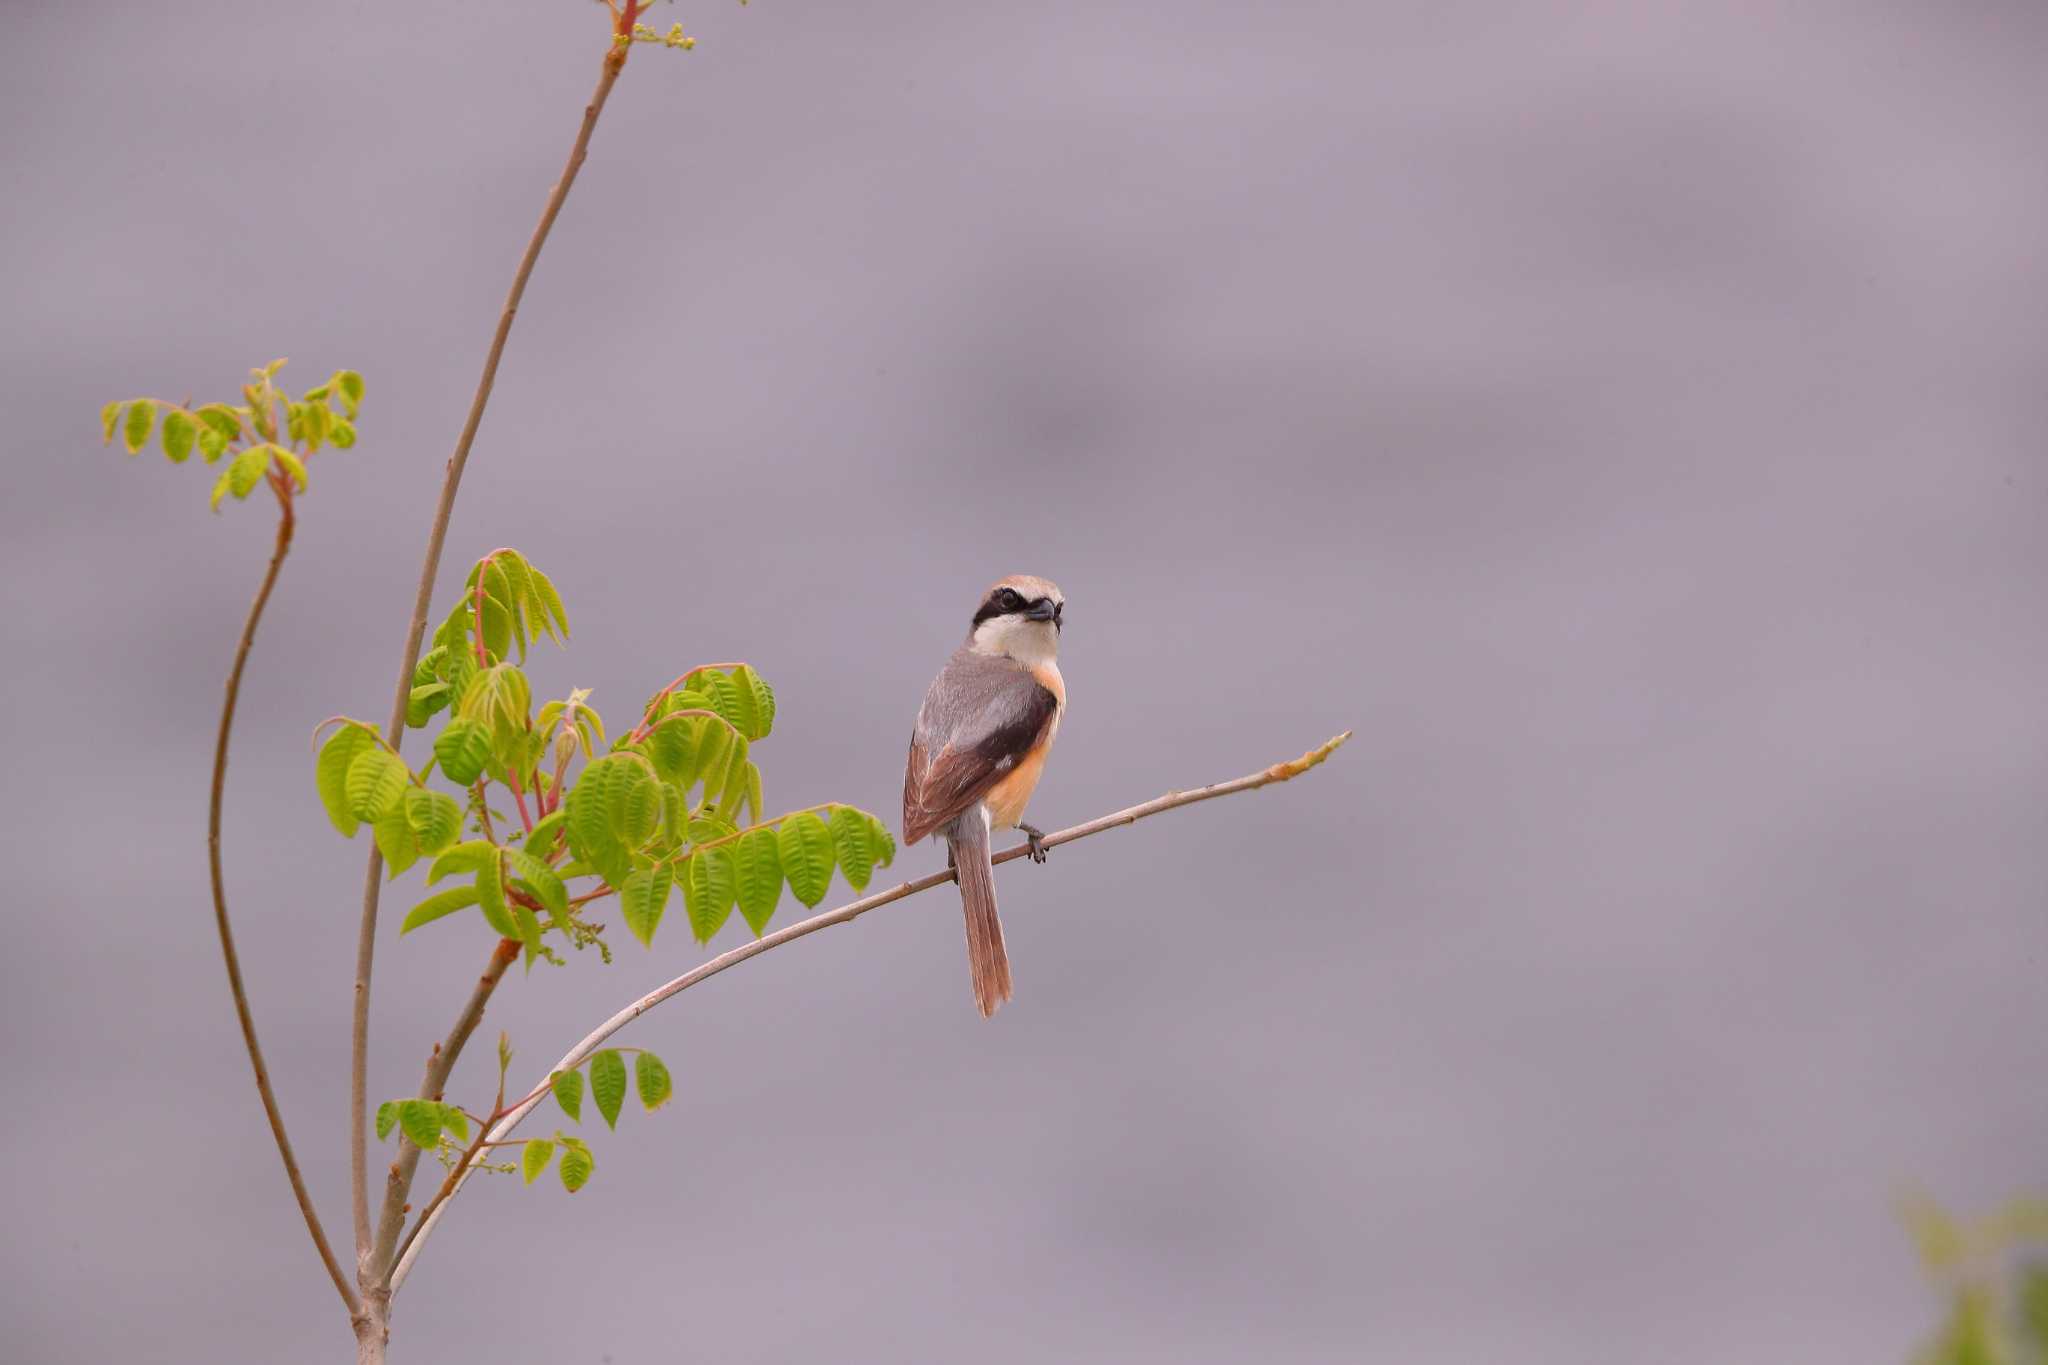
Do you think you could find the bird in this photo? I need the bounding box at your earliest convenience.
[903,575,1067,1017]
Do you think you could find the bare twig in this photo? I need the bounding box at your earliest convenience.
[207,480,358,1314]
[388,731,1351,1290]
[349,34,635,1288]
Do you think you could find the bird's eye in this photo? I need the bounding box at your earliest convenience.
[997,588,1023,611]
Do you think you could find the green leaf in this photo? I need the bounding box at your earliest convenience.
[564,757,632,888]
[680,846,736,944]
[375,1101,400,1141]
[345,745,410,822]
[521,1138,553,1185]
[100,400,121,443]
[529,567,569,638]
[270,445,308,492]
[122,400,154,454]
[404,787,463,855]
[315,724,378,837]
[334,369,365,417]
[688,815,739,846]
[828,805,877,891]
[196,403,242,442]
[635,1050,673,1111]
[373,807,421,877]
[523,809,567,860]
[619,867,671,947]
[641,716,699,785]
[160,409,196,463]
[397,1098,444,1150]
[433,719,493,786]
[551,1069,584,1123]
[557,1141,593,1193]
[589,1049,627,1130]
[437,1105,469,1142]
[476,850,518,940]
[400,884,480,935]
[730,665,776,740]
[778,811,836,907]
[733,826,782,934]
[456,663,532,749]
[328,417,356,449]
[426,839,494,883]
[505,848,569,930]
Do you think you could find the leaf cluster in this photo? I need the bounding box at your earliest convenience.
[328,550,896,1193]
[1905,1193,2048,1365]
[101,359,363,509]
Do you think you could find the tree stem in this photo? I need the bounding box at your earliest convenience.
[348,39,632,1281]
[206,481,359,1314]
[387,731,1351,1290]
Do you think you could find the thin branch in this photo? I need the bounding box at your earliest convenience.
[388,731,1351,1290]
[350,39,633,1272]
[367,937,522,1279]
[207,481,359,1314]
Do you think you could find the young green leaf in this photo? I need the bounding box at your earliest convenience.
[779,810,836,907]
[426,840,494,883]
[733,826,783,935]
[405,787,463,855]
[100,400,122,443]
[400,884,481,935]
[730,665,777,741]
[688,815,739,846]
[619,867,670,947]
[160,409,196,463]
[828,805,877,891]
[315,723,379,837]
[523,808,567,860]
[458,663,532,745]
[635,1050,673,1111]
[589,1049,627,1130]
[209,443,269,509]
[196,403,242,442]
[521,1138,554,1185]
[557,1140,593,1193]
[529,566,569,638]
[476,850,518,940]
[334,369,365,416]
[564,757,632,888]
[397,1098,444,1150]
[328,417,356,449]
[437,1105,469,1142]
[122,400,155,454]
[373,807,421,878]
[551,1069,584,1122]
[679,846,737,944]
[345,745,410,822]
[505,848,569,930]
[270,445,309,492]
[433,718,493,786]
[375,1101,400,1142]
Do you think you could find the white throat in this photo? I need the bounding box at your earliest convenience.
[969,616,1060,670]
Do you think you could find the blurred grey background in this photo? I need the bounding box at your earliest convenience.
[4,1,2044,1360]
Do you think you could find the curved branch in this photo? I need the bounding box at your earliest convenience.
[349,42,633,1271]
[388,731,1351,1290]
[209,482,358,1314]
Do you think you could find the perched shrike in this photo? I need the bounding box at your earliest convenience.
[903,576,1066,1017]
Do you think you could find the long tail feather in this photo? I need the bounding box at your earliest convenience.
[946,814,1012,1018]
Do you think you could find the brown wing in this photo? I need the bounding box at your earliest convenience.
[903,649,1060,845]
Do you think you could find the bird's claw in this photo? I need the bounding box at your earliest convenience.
[1020,823,1050,864]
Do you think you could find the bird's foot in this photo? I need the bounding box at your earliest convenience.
[1020,823,1050,864]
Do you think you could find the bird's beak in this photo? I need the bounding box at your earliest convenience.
[1025,599,1058,622]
